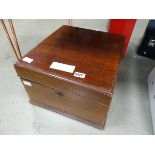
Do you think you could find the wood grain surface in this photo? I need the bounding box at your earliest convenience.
[14,25,125,128]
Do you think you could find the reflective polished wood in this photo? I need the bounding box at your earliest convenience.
[15,25,125,128]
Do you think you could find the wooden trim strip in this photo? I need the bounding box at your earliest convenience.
[30,98,105,129]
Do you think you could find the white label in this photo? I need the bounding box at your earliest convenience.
[23,81,31,86]
[50,62,75,73]
[22,57,33,63]
[74,72,86,78]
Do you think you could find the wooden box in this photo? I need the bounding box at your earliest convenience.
[14,25,125,129]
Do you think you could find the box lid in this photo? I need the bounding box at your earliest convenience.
[15,25,125,95]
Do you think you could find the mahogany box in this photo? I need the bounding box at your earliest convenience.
[14,25,125,129]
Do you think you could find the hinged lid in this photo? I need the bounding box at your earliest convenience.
[15,25,125,96]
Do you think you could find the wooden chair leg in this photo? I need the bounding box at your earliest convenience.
[0,19,20,60]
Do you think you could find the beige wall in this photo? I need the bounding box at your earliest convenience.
[130,19,149,44]
[71,19,109,32]
[71,19,150,45]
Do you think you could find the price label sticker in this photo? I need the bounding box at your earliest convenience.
[74,72,86,78]
[50,62,75,73]
[22,57,33,63]
[23,80,32,86]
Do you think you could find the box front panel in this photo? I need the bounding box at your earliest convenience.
[15,65,112,107]
[21,78,109,126]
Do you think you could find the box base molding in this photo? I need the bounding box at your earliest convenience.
[30,98,105,129]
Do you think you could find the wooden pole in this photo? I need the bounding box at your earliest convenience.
[8,19,22,59]
[0,19,20,60]
[67,19,72,26]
